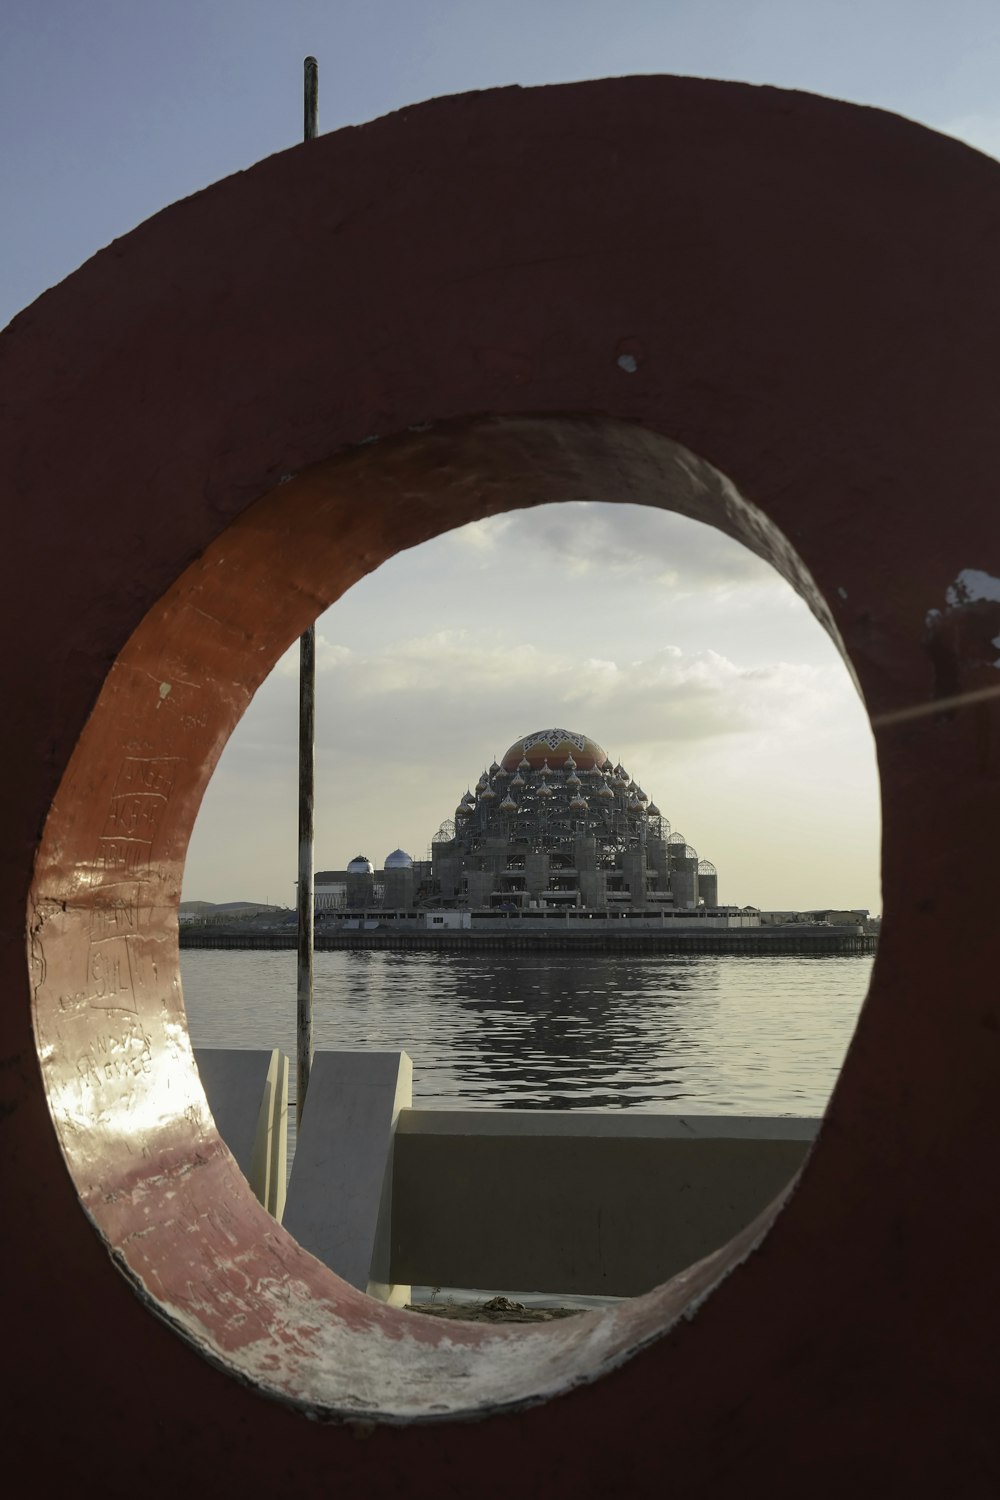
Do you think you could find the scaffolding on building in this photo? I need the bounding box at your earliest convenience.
[430,731,719,911]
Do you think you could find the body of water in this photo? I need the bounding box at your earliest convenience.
[181,948,873,1116]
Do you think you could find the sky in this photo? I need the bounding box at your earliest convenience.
[6,1,1000,915]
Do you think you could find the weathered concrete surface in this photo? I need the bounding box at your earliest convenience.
[5,73,1000,1494]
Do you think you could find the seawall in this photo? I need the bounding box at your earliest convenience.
[179,927,876,955]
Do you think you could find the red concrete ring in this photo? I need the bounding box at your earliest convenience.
[6,75,1000,1492]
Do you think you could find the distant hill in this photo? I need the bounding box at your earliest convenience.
[179,900,286,915]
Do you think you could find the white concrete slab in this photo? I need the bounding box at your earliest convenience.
[284,1049,412,1303]
[194,1047,288,1218]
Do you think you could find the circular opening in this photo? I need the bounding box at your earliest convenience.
[182,486,878,1319]
[29,414,878,1421]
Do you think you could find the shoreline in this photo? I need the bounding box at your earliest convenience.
[180,926,876,955]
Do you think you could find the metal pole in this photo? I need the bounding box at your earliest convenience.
[296,55,318,1128]
[303,55,318,142]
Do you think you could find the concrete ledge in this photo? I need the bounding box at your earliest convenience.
[392,1111,817,1297]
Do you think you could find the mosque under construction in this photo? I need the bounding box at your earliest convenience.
[315,729,718,914]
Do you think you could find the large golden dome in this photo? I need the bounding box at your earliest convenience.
[500,729,609,773]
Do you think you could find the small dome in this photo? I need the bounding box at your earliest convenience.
[500,794,517,812]
[479,786,497,801]
[384,848,413,870]
[647,803,661,817]
[569,794,588,811]
[538,759,552,778]
[347,855,374,875]
[536,782,553,799]
[510,771,525,788]
[489,760,501,775]
[566,771,581,788]
[598,781,615,800]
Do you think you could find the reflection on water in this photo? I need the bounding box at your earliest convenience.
[181,949,873,1115]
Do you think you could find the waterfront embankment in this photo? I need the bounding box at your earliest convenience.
[180,925,875,955]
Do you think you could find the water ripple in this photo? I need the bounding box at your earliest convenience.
[181,949,872,1116]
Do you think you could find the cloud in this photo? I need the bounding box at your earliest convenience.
[185,619,875,908]
[274,638,351,678]
[184,501,878,909]
[228,628,855,781]
[446,502,776,591]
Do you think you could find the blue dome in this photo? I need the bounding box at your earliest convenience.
[384,848,413,870]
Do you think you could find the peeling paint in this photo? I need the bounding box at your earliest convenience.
[945,568,1000,608]
[616,354,638,373]
[922,570,1000,697]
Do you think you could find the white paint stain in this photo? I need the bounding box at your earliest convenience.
[617,354,638,374]
[837,587,848,600]
[945,568,1000,608]
[159,682,171,700]
[929,572,1000,664]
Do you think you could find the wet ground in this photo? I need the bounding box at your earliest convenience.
[406,1295,583,1323]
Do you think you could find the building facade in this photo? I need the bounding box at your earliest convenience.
[430,729,718,912]
[314,851,433,912]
